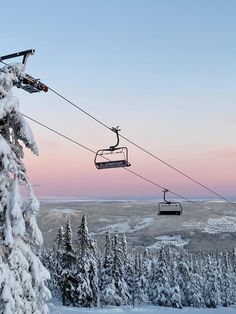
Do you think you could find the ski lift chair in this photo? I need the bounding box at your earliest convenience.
[158,189,183,215]
[94,127,131,169]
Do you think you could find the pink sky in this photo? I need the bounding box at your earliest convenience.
[24,134,236,199]
[5,1,236,200]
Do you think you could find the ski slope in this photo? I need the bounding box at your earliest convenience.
[52,302,236,314]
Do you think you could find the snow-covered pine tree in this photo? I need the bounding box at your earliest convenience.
[41,246,57,298]
[202,255,219,308]
[0,63,51,313]
[228,249,236,304]
[46,226,64,298]
[99,231,115,306]
[176,250,192,307]
[186,251,205,308]
[132,251,149,306]
[120,234,128,263]
[165,247,182,309]
[55,226,64,258]
[42,226,64,299]
[76,214,99,307]
[125,253,135,306]
[151,247,171,306]
[111,234,130,305]
[220,251,234,307]
[61,221,77,306]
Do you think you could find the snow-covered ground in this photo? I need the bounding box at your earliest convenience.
[50,208,79,215]
[51,302,236,314]
[204,217,236,233]
[182,216,236,233]
[148,235,189,249]
[97,217,154,235]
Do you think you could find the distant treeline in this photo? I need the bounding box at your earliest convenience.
[42,214,236,309]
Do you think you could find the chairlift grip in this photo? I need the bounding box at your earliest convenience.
[110,126,120,151]
[162,189,170,203]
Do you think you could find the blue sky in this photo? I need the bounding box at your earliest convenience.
[1,0,236,198]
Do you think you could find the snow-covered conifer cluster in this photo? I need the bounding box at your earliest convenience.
[43,215,99,307]
[43,216,236,309]
[0,63,51,313]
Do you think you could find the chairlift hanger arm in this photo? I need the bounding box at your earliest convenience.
[162,189,170,203]
[109,126,120,151]
[94,126,131,169]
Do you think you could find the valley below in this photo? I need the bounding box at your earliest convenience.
[38,198,236,251]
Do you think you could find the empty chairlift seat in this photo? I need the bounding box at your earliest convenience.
[94,127,131,170]
[158,202,183,215]
[95,147,131,169]
[158,189,183,216]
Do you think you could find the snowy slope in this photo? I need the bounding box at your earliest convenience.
[52,302,236,314]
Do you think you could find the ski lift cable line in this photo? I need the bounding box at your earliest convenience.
[0,60,233,205]
[22,114,96,155]
[1,59,236,222]
[47,86,235,206]
[22,114,205,210]
[22,115,236,225]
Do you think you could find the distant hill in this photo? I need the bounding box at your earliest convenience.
[38,199,236,251]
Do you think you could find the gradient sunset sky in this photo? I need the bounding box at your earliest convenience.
[2,0,236,199]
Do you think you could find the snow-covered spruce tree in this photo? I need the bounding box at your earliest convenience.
[76,214,99,307]
[151,248,171,307]
[61,221,77,306]
[165,247,182,309]
[187,263,204,307]
[99,231,115,306]
[187,251,205,308]
[41,246,57,295]
[42,226,64,299]
[120,234,128,264]
[132,252,149,306]
[0,64,51,313]
[111,234,130,305]
[124,252,135,306]
[220,251,234,307]
[202,255,219,308]
[228,249,236,304]
[46,226,64,299]
[176,250,192,307]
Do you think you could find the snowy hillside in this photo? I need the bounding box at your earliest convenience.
[52,302,236,314]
